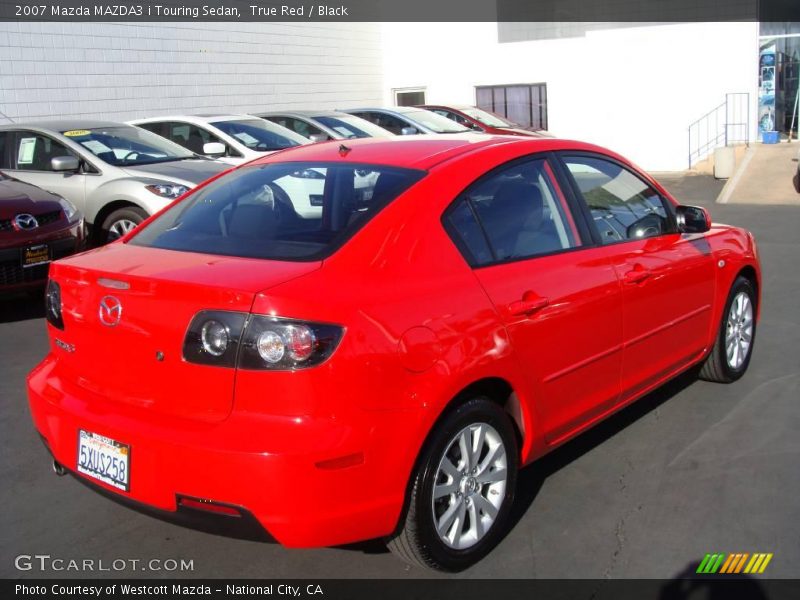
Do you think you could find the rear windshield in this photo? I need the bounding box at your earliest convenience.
[129,162,425,261]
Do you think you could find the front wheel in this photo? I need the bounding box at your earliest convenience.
[387,397,518,571]
[101,206,148,244]
[700,276,757,383]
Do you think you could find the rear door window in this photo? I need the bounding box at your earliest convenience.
[130,163,424,261]
[444,158,582,266]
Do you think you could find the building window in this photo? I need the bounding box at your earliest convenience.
[476,83,548,130]
[394,88,426,106]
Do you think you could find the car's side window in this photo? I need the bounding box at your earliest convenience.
[10,132,74,171]
[165,122,214,153]
[135,122,166,137]
[438,110,474,129]
[277,117,323,139]
[443,200,494,267]
[0,132,9,169]
[361,113,407,135]
[562,155,673,244]
[445,158,582,266]
[161,122,243,158]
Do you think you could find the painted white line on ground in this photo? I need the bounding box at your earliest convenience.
[717,147,756,204]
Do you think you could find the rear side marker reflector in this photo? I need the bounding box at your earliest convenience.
[314,452,365,470]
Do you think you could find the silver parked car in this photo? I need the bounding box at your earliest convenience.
[342,107,472,135]
[0,121,228,243]
[254,110,395,141]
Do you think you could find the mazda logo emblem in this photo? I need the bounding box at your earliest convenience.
[98,296,122,327]
[14,214,39,230]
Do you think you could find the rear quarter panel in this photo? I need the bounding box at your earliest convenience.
[245,149,553,516]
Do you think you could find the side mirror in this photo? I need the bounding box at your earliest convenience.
[51,156,80,172]
[309,133,329,143]
[203,142,226,156]
[400,126,418,135]
[676,205,711,234]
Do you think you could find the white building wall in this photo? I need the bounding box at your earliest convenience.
[0,22,382,123]
[382,22,760,171]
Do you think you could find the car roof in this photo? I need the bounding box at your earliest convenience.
[0,119,129,132]
[256,110,352,119]
[249,134,602,170]
[421,104,474,111]
[130,114,259,124]
[344,106,427,115]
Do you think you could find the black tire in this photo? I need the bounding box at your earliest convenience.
[386,397,518,572]
[699,276,757,383]
[99,206,148,244]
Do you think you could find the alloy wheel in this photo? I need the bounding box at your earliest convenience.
[725,291,754,370]
[431,422,507,550]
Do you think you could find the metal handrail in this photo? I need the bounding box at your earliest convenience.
[688,93,750,169]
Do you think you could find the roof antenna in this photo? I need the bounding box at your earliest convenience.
[338,144,351,157]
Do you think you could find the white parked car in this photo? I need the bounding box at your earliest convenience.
[129,115,329,217]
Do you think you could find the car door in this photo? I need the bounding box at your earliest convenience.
[4,130,87,212]
[443,155,623,443]
[559,153,716,401]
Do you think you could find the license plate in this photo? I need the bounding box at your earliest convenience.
[21,244,50,268]
[76,430,130,491]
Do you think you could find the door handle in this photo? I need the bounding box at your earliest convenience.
[507,294,549,317]
[623,266,652,284]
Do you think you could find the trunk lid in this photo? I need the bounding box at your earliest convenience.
[50,243,321,422]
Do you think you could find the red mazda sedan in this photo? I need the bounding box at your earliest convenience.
[1,171,84,294]
[28,135,760,571]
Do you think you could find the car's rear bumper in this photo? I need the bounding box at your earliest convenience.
[27,354,411,548]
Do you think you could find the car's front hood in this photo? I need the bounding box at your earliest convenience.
[0,177,62,219]
[121,159,229,186]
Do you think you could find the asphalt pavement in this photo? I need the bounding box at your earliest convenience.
[1,173,798,579]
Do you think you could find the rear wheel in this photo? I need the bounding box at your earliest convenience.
[101,206,148,244]
[387,397,518,571]
[700,276,757,383]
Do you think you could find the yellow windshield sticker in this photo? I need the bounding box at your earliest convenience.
[63,130,90,137]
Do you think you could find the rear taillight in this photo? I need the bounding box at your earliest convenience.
[45,279,64,330]
[182,311,343,371]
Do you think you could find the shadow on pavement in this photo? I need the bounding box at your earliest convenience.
[0,292,45,324]
[507,367,700,533]
[659,562,769,600]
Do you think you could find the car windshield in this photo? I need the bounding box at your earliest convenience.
[314,115,394,139]
[462,108,515,128]
[210,119,308,151]
[403,110,472,134]
[61,126,195,166]
[129,162,425,261]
